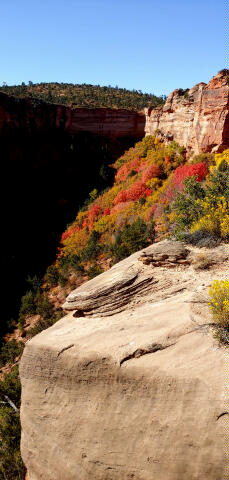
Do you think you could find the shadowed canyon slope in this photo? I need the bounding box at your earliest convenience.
[1,94,145,329]
[145,70,229,154]
[20,241,229,480]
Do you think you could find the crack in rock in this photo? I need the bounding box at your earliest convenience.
[57,344,75,357]
[216,412,228,421]
[120,343,175,366]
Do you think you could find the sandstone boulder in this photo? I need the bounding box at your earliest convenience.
[62,241,190,315]
[20,242,229,480]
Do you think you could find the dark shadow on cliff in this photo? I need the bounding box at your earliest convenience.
[1,126,142,333]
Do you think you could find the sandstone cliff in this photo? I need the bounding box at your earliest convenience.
[0,92,145,138]
[1,70,228,153]
[145,70,229,154]
[20,241,229,480]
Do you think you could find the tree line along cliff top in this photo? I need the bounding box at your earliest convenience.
[0,82,166,110]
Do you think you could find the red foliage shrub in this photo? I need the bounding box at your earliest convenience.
[88,205,101,221]
[126,180,147,201]
[115,165,129,182]
[116,158,141,182]
[154,162,208,219]
[142,164,161,182]
[83,219,88,229]
[136,162,147,172]
[114,181,152,205]
[145,188,152,197]
[88,204,101,229]
[61,226,81,242]
[114,190,127,205]
[174,162,208,187]
[111,202,132,214]
[103,208,110,216]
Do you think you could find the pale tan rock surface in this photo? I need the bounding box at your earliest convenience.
[145,70,229,154]
[20,241,229,480]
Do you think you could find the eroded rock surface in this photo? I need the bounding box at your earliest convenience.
[20,241,229,480]
[62,241,190,315]
[145,70,229,154]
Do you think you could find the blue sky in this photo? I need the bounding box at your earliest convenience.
[0,0,226,96]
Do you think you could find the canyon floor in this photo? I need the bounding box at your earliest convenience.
[20,241,229,480]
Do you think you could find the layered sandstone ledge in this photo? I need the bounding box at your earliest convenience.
[20,241,229,480]
[145,70,229,154]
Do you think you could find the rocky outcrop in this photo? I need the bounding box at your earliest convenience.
[62,242,191,316]
[20,241,229,480]
[0,92,145,138]
[145,70,229,154]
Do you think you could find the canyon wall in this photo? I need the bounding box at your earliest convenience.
[145,70,229,154]
[0,92,145,138]
[1,70,228,154]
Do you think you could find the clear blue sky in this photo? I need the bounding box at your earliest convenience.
[0,0,226,96]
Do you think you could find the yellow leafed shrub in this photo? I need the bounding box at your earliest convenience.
[215,149,229,168]
[93,213,118,234]
[61,229,89,256]
[191,197,229,238]
[209,280,229,343]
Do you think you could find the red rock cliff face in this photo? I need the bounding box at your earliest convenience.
[0,71,228,152]
[0,93,145,138]
[145,71,229,154]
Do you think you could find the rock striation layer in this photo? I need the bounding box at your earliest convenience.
[1,71,228,153]
[20,241,229,480]
[0,92,145,138]
[145,70,229,154]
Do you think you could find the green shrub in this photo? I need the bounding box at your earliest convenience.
[26,275,42,294]
[27,316,56,338]
[206,169,229,199]
[19,291,35,317]
[59,254,84,274]
[0,366,25,479]
[128,169,137,178]
[18,290,36,328]
[46,265,59,286]
[190,153,214,166]
[173,176,204,233]
[57,270,69,287]
[111,218,155,262]
[27,311,64,338]
[81,231,101,261]
[139,196,146,205]
[87,264,103,279]
[0,340,24,368]
[36,294,54,320]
